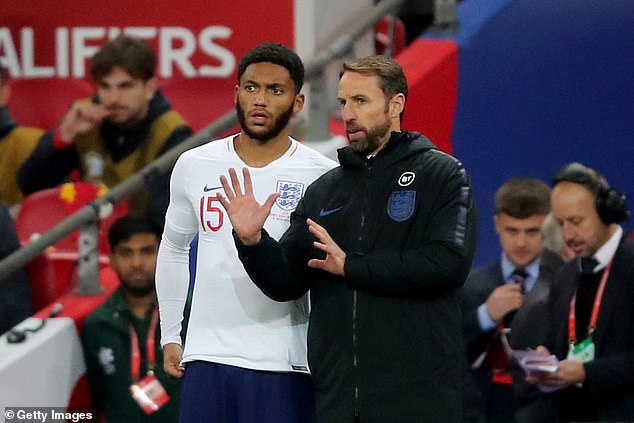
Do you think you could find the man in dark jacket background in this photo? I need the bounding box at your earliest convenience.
[217,55,478,423]
[0,66,45,210]
[18,35,192,227]
[82,214,182,422]
[0,203,32,334]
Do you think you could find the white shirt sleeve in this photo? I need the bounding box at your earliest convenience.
[156,155,198,347]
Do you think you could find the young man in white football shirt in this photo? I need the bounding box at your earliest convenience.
[155,42,337,423]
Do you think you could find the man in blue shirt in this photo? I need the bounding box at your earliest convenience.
[462,177,562,423]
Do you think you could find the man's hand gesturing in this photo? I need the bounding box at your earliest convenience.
[216,167,280,245]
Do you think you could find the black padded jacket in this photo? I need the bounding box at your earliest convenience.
[237,131,478,423]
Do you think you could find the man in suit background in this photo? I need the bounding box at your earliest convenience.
[529,163,634,422]
[463,177,563,423]
[510,212,572,423]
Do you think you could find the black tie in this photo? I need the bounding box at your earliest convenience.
[511,267,528,293]
[579,257,599,274]
[502,268,527,328]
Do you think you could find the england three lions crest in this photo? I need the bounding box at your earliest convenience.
[387,190,416,222]
[276,180,305,211]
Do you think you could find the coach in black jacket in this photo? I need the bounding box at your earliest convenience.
[218,56,477,423]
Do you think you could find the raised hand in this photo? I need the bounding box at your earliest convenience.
[216,167,280,245]
[59,101,110,144]
[307,218,346,276]
[485,283,524,321]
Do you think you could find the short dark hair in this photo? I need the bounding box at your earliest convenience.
[237,42,304,93]
[495,178,551,218]
[341,55,408,104]
[108,214,162,252]
[90,35,156,83]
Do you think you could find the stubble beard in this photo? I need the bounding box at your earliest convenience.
[348,119,392,154]
[236,101,294,143]
[121,277,155,298]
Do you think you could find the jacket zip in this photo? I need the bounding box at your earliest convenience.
[353,161,371,421]
[353,289,359,421]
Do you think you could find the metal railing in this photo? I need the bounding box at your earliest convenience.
[0,0,460,288]
[0,110,237,282]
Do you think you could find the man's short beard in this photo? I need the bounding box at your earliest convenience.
[236,101,294,143]
[348,120,391,153]
[121,280,155,298]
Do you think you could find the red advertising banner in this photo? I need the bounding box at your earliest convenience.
[1,0,295,130]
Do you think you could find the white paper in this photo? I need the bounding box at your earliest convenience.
[512,350,567,393]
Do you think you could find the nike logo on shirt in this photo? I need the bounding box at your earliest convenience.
[203,185,223,193]
[319,207,343,217]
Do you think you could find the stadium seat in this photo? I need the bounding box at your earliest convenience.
[15,182,128,311]
[28,252,112,312]
[375,14,407,57]
[7,78,94,130]
[34,265,120,327]
[15,182,128,252]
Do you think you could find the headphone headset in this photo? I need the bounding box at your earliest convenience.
[552,162,630,224]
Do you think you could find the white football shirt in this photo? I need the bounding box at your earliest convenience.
[156,134,337,372]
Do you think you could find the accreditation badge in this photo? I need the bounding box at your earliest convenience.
[130,373,170,414]
[567,337,595,363]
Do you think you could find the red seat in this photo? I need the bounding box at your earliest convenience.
[15,182,128,311]
[7,78,93,130]
[375,14,407,57]
[35,265,120,328]
[15,182,128,252]
[28,252,112,312]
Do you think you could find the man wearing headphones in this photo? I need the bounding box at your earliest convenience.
[528,162,634,421]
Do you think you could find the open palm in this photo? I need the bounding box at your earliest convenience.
[306,218,346,276]
[217,167,279,245]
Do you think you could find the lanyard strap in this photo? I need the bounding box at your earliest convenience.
[129,307,159,382]
[568,258,613,345]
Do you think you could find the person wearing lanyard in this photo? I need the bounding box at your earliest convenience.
[82,215,182,422]
[527,163,634,422]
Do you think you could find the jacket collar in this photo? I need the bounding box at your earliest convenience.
[107,287,134,314]
[590,225,622,272]
[107,286,156,318]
